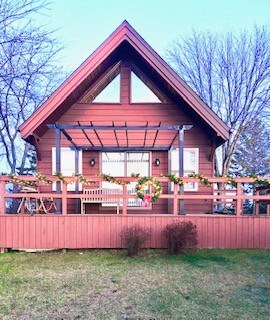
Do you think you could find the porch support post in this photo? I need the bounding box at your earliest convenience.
[122,184,127,215]
[236,182,242,216]
[75,148,79,213]
[55,124,62,213]
[179,126,185,215]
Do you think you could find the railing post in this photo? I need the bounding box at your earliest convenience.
[122,184,127,215]
[236,182,242,216]
[62,182,67,215]
[173,183,178,215]
[0,179,6,215]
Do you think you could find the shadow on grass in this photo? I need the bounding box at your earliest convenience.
[232,284,270,306]
[172,251,230,268]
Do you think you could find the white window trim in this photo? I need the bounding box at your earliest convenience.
[170,148,199,192]
[52,147,83,191]
[100,151,152,209]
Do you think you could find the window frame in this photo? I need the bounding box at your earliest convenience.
[100,151,152,208]
[52,147,83,191]
[170,148,199,192]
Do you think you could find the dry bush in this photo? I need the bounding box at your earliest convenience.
[163,221,198,254]
[120,224,151,256]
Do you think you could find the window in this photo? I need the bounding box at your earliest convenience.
[101,152,151,207]
[92,74,120,103]
[170,148,199,191]
[131,71,162,103]
[52,147,82,191]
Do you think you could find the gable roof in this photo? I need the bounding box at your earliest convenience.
[20,20,230,144]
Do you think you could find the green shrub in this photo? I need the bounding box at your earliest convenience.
[163,221,198,254]
[120,224,151,256]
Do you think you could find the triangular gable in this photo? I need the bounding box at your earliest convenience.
[20,21,229,144]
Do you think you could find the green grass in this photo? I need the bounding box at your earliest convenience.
[0,249,269,319]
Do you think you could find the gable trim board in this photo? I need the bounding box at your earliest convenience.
[19,21,229,145]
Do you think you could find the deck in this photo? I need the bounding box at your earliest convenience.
[0,175,270,250]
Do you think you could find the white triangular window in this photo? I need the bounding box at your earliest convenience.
[93,74,120,103]
[131,72,162,103]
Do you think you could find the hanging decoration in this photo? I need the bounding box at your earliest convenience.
[135,177,163,202]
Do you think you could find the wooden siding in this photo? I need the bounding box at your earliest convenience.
[1,215,270,249]
[37,101,213,214]
[20,21,229,142]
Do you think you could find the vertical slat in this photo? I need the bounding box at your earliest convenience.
[173,183,178,215]
[0,180,6,215]
[55,125,62,213]
[62,183,67,215]
[122,185,127,215]
[0,215,270,250]
[178,127,184,215]
[265,217,270,248]
[236,182,242,216]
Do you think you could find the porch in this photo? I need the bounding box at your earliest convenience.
[1,175,270,250]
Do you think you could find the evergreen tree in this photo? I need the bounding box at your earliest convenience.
[230,119,270,177]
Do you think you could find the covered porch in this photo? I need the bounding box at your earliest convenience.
[46,122,193,215]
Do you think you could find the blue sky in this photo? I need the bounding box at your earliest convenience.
[39,0,270,71]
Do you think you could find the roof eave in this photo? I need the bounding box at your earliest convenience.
[20,20,230,143]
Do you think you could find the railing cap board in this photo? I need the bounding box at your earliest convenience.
[1,175,270,183]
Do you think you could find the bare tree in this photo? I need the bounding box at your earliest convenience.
[0,0,64,174]
[167,26,270,176]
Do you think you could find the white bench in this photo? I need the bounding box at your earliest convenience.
[81,188,121,214]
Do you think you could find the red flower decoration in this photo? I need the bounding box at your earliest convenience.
[143,194,151,207]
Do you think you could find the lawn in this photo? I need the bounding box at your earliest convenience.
[0,249,269,320]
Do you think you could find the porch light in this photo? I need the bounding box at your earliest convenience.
[90,158,95,166]
[154,158,160,166]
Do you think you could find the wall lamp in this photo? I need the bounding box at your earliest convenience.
[154,158,161,166]
[90,158,95,166]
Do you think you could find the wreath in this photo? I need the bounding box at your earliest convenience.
[135,177,163,202]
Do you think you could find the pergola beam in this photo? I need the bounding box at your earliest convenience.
[152,121,161,147]
[78,121,94,146]
[48,124,189,131]
[90,121,103,146]
[60,129,78,149]
[70,146,171,151]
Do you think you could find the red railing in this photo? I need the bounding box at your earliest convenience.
[0,175,269,216]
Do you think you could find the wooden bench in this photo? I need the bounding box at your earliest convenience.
[255,186,270,215]
[81,188,121,214]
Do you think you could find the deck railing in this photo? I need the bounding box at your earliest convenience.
[0,175,269,216]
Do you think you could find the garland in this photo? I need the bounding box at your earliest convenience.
[99,173,130,186]
[188,173,212,187]
[9,174,36,188]
[8,172,270,197]
[249,175,270,188]
[34,172,52,185]
[55,172,73,184]
[161,173,184,186]
[222,174,270,189]
[222,175,237,188]
[73,173,94,185]
[135,176,163,202]
[131,173,140,178]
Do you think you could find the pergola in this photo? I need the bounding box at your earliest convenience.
[47,122,193,214]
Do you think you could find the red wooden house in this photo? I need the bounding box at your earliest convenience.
[19,21,229,215]
[1,22,270,250]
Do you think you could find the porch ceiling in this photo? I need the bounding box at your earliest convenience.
[47,122,192,151]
